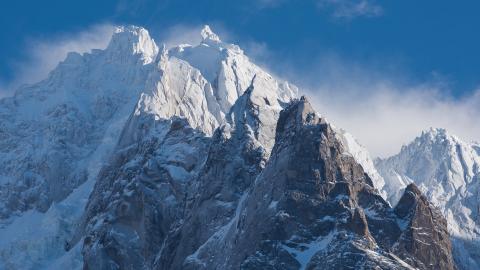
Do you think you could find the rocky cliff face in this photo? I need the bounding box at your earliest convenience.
[393,184,455,270]
[153,97,456,270]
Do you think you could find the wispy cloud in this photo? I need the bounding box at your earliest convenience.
[317,0,383,20]
[1,24,114,97]
[306,81,480,158]
[255,0,286,9]
[245,44,480,158]
[296,60,479,158]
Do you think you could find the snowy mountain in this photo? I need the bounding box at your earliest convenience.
[0,24,296,269]
[0,25,459,269]
[376,128,480,270]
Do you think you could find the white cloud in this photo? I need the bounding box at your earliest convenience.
[2,24,115,96]
[244,45,480,158]
[317,0,383,19]
[305,84,480,158]
[294,62,480,157]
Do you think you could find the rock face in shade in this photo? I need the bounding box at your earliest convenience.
[0,24,459,270]
[376,128,480,269]
[79,118,210,270]
[72,27,297,269]
[153,97,456,270]
[393,184,456,270]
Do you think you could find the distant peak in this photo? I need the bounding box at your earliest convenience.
[114,25,147,34]
[201,25,221,43]
[418,127,459,144]
[421,127,448,138]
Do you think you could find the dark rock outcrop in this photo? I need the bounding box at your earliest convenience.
[394,183,456,270]
[76,117,210,270]
[154,97,457,270]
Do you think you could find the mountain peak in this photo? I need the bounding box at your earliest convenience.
[404,182,422,196]
[200,25,221,43]
[421,127,449,140]
[417,127,467,146]
[106,25,159,64]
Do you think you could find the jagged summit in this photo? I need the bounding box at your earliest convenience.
[200,25,221,43]
[404,182,422,196]
[107,25,159,64]
[417,127,461,145]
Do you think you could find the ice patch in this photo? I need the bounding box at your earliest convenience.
[282,231,335,270]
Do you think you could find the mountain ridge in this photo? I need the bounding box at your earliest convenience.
[376,127,480,269]
[0,25,462,270]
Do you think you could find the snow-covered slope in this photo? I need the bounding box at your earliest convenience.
[335,128,387,199]
[0,25,159,269]
[0,25,297,269]
[376,128,480,270]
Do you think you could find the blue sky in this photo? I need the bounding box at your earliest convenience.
[1,0,479,156]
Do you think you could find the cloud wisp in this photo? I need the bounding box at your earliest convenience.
[305,82,480,158]
[317,0,383,20]
[1,24,115,97]
[173,24,479,158]
[289,58,480,158]
[240,40,480,157]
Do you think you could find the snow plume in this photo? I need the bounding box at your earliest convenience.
[3,24,114,95]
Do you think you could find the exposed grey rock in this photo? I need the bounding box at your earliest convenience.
[394,183,456,270]
[155,76,288,270]
[77,116,210,269]
[152,97,457,270]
